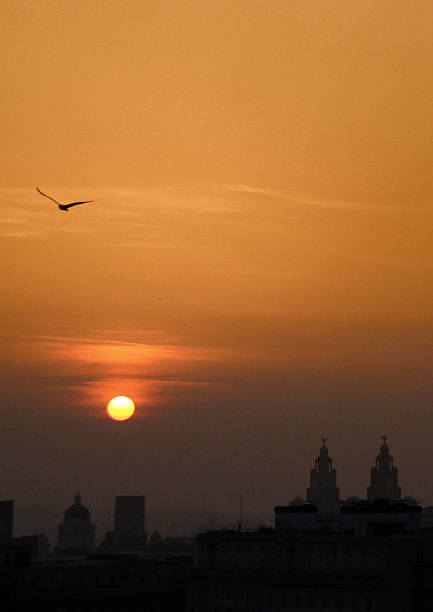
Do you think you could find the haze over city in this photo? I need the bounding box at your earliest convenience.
[1,0,432,540]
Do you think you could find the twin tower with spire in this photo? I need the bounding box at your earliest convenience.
[306,437,401,510]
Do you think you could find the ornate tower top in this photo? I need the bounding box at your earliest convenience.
[306,439,340,509]
[367,437,401,501]
[316,438,332,470]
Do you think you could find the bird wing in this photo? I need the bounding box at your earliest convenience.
[64,200,94,209]
[36,187,62,206]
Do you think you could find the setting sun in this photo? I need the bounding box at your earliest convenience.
[106,396,135,421]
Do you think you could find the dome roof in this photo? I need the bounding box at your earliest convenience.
[64,493,91,522]
[290,496,305,506]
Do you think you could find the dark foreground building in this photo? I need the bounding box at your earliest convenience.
[0,550,192,611]
[2,439,432,611]
[186,437,433,612]
[187,516,433,612]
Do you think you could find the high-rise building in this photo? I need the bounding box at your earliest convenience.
[114,495,146,550]
[306,439,340,510]
[0,500,14,541]
[55,493,95,556]
[367,436,401,501]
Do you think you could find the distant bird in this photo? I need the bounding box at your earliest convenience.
[36,187,94,211]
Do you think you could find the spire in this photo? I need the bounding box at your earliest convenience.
[380,435,390,455]
[306,439,340,509]
[367,437,401,501]
[75,491,81,505]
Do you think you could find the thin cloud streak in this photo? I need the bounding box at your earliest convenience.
[218,183,430,213]
[0,331,238,416]
[1,184,429,247]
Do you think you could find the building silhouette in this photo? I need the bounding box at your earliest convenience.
[186,437,433,612]
[0,551,192,611]
[97,495,147,553]
[187,437,429,612]
[188,507,429,612]
[114,495,147,550]
[367,436,402,501]
[55,492,95,556]
[1,438,433,611]
[0,500,14,541]
[306,439,340,510]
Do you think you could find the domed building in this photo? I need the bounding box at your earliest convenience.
[289,496,305,506]
[55,493,95,556]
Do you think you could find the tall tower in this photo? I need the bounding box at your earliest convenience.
[367,436,401,501]
[114,496,147,550]
[306,439,340,510]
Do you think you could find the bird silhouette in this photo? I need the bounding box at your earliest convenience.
[36,187,94,211]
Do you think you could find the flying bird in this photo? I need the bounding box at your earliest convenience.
[36,187,94,211]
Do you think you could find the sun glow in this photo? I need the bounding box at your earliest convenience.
[106,396,135,421]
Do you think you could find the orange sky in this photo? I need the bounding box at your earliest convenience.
[1,1,432,534]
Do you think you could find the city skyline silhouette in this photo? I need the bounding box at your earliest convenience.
[4,435,428,546]
[1,2,432,609]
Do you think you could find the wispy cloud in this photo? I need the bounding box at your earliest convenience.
[218,183,428,213]
[1,330,235,415]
